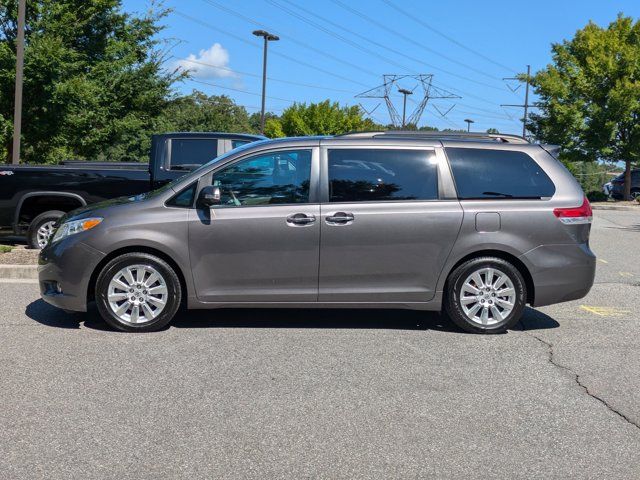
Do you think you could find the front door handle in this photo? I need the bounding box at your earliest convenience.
[326,212,354,225]
[286,213,316,226]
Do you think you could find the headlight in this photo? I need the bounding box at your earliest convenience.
[51,217,103,244]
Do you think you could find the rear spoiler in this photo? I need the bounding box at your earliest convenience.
[540,144,561,159]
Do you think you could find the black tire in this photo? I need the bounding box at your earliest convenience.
[95,252,182,332]
[630,188,640,200]
[27,210,65,249]
[444,257,526,334]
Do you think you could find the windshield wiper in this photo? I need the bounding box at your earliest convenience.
[482,191,513,198]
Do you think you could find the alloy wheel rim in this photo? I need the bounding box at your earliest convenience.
[107,264,168,325]
[36,221,56,248]
[460,267,516,326]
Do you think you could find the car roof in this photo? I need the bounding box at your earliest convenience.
[242,132,544,153]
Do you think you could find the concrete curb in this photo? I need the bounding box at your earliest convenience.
[0,264,38,280]
[592,204,639,212]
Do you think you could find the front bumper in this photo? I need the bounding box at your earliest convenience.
[520,243,596,307]
[39,239,105,312]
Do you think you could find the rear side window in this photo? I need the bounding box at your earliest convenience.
[445,148,555,199]
[328,149,438,202]
[169,138,219,170]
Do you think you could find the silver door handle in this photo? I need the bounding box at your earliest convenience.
[326,212,354,224]
[286,213,316,225]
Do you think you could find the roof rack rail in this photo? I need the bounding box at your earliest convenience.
[336,130,530,144]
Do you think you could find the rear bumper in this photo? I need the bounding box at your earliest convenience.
[38,239,105,312]
[520,243,596,307]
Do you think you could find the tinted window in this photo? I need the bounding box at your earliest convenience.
[232,139,251,149]
[211,150,312,207]
[328,149,438,202]
[446,148,555,199]
[170,138,218,170]
[166,183,196,208]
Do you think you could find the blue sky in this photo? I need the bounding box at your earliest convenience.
[123,0,639,133]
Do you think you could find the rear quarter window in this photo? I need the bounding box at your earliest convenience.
[445,148,555,199]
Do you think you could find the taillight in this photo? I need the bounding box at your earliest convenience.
[553,196,593,224]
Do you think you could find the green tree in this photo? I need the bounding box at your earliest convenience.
[158,91,254,134]
[269,100,379,137]
[248,111,280,134]
[486,128,500,134]
[0,0,182,163]
[264,117,285,138]
[527,15,640,199]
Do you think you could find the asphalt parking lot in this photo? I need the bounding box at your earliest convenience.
[1,209,638,479]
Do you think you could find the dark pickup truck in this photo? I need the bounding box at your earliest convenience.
[0,132,264,247]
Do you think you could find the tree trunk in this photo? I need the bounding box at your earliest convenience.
[624,159,632,200]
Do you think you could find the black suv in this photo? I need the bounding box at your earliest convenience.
[610,169,640,200]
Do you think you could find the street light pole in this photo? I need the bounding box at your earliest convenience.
[398,88,413,129]
[12,0,26,165]
[252,30,279,135]
[464,118,475,132]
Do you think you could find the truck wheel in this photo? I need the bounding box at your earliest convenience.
[27,210,65,249]
[95,252,182,332]
[631,188,640,200]
[444,257,526,334]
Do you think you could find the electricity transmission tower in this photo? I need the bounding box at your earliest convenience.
[357,75,459,128]
[501,65,535,138]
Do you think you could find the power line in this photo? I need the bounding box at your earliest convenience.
[199,0,382,77]
[501,65,535,137]
[173,10,370,88]
[262,0,420,73]
[270,0,506,93]
[267,0,522,118]
[172,56,356,94]
[190,79,294,103]
[329,0,505,82]
[379,0,518,74]
[174,8,520,130]
[265,0,524,126]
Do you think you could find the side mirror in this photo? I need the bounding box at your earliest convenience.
[197,185,221,207]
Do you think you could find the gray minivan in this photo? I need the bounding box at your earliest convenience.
[39,132,596,334]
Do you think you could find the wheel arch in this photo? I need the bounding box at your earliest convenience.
[442,249,535,305]
[14,191,86,233]
[87,246,188,307]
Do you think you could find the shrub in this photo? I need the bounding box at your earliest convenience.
[586,191,608,202]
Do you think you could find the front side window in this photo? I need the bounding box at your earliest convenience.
[211,150,312,207]
[328,149,438,202]
[446,148,556,200]
[166,183,197,208]
[169,138,219,170]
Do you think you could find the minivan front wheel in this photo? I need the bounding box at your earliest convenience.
[95,253,181,332]
[444,257,526,334]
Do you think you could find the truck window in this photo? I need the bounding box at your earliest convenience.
[169,139,219,171]
[232,139,251,149]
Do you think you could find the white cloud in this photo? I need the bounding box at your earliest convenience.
[175,43,236,79]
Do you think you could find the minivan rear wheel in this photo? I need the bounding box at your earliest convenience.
[444,257,526,334]
[95,253,181,332]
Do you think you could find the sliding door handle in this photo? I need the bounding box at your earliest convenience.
[326,212,354,225]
